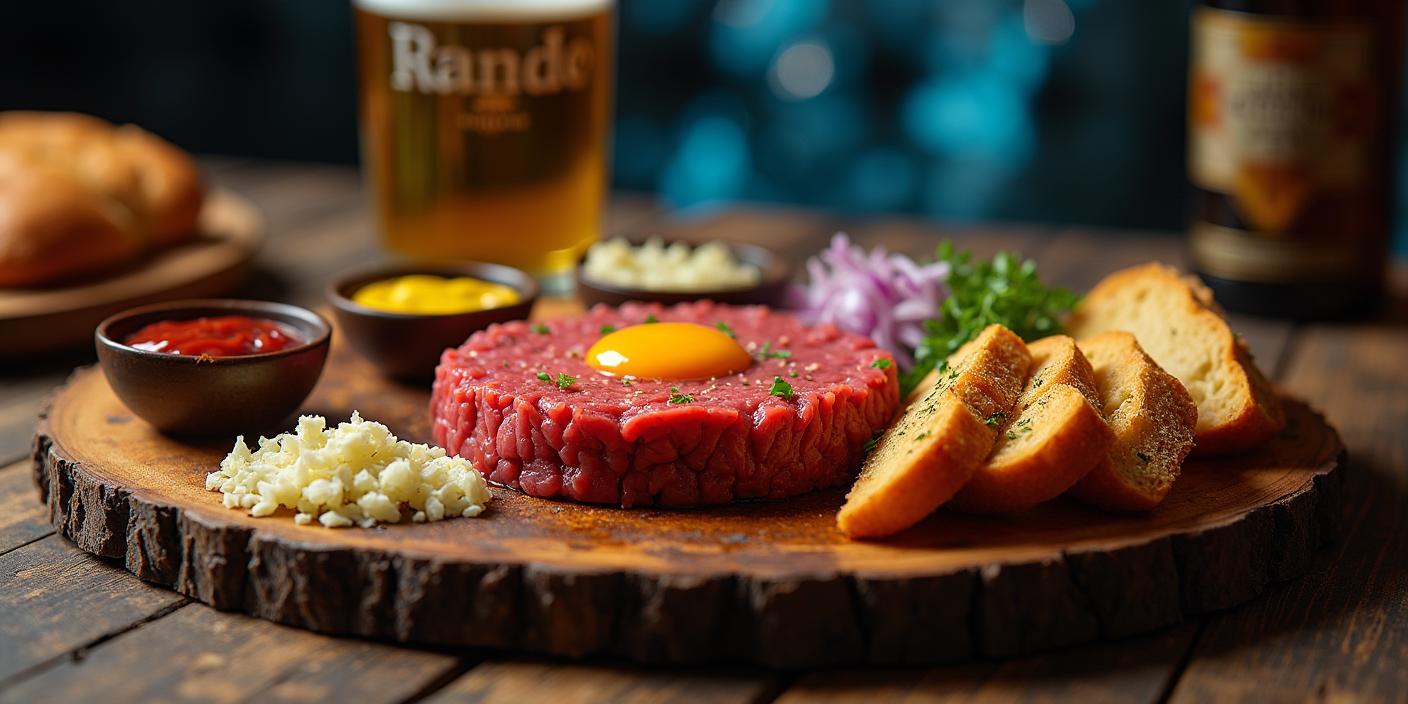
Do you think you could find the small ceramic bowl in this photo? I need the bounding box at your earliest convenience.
[327,261,539,382]
[95,299,331,436]
[575,240,792,308]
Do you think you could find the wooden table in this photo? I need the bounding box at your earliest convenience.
[2,160,1404,703]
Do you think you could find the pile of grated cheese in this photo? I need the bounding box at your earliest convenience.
[205,412,491,528]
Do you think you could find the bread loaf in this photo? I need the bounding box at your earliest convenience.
[0,111,203,287]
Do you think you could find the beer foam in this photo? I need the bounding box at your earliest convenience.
[354,0,611,22]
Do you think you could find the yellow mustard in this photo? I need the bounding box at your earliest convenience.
[352,275,520,315]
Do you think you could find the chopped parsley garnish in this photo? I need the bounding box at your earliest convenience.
[644,313,659,324]
[871,358,892,369]
[759,341,791,359]
[600,324,616,335]
[915,430,931,441]
[531,323,550,335]
[769,376,794,400]
[621,377,632,386]
[1006,421,1032,441]
[536,371,573,390]
[715,321,736,338]
[901,242,1079,394]
[668,386,693,404]
[984,412,1006,427]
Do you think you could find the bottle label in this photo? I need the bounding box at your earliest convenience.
[1188,7,1376,234]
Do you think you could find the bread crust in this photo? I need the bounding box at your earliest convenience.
[838,325,1030,538]
[1069,332,1198,512]
[949,336,1114,514]
[1069,263,1283,455]
[0,111,203,287]
[837,401,992,538]
[0,156,141,287]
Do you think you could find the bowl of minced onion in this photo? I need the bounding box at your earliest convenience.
[576,237,791,307]
[327,261,538,382]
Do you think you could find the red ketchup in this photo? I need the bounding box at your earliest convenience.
[124,316,300,357]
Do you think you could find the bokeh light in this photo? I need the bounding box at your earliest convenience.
[616,0,1088,221]
[769,40,835,101]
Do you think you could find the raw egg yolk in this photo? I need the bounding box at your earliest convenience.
[587,322,752,380]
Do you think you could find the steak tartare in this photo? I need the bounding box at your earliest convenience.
[430,301,899,507]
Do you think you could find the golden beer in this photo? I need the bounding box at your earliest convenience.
[354,0,614,281]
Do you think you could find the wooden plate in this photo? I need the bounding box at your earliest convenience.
[0,189,264,359]
[31,335,1343,668]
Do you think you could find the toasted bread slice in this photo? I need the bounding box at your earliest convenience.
[837,325,1030,538]
[1019,335,1103,409]
[1068,263,1283,455]
[949,336,1114,514]
[1068,332,1198,512]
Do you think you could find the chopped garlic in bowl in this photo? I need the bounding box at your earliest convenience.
[205,412,491,528]
[581,237,762,292]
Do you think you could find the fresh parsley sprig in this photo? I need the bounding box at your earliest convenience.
[769,376,794,400]
[758,341,791,360]
[901,242,1079,394]
[537,371,575,390]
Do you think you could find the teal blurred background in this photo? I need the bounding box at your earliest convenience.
[0,0,1403,253]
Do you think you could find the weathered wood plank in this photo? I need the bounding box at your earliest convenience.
[0,362,89,465]
[842,216,1052,262]
[1032,228,1185,292]
[0,535,187,683]
[210,161,367,233]
[0,604,462,704]
[0,462,49,555]
[425,659,780,704]
[777,625,1197,704]
[1168,275,1408,703]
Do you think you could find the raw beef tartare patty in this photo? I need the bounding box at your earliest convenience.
[430,301,900,507]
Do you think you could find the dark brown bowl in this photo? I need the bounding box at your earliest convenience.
[575,240,792,308]
[95,299,331,436]
[327,262,539,383]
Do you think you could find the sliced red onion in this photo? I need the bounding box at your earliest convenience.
[790,233,949,370]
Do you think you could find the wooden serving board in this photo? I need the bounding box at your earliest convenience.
[31,322,1343,668]
[0,188,264,359]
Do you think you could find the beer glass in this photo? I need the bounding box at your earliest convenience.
[353,0,614,287]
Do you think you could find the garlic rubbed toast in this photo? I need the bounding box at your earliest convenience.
[837,325,1030,538]
[949,336,1114,514]
[1069,332,1198,512]
[1068,263,1283,455]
